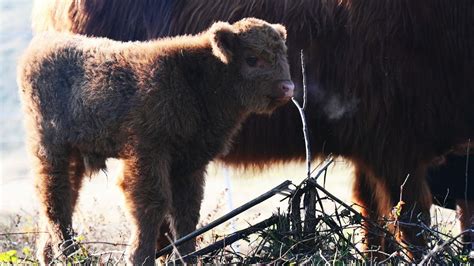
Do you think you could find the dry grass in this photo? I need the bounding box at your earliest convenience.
[1,161,471,264]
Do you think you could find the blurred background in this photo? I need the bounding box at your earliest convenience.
[1,0,36,216]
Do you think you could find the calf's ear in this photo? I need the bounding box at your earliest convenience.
[273,24,287,40]
[209,22,236,64]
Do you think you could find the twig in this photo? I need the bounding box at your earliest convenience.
[306,178,411,257]
[419,230,471,265]
[464,139,470,205]
[165,232,185,265]
[332,242,339,265]
[399,174,410,204]
[312,157,335,216]
[320,215,364,258]
[290,186,304,239]
[81,241,128,246]
[313,157,335,181]
[305,161,331,241]
[292,98,311,179]
[155,180,293,258]
[88,250,129,260]
[303,188,317,236]
[378,250,401,264]
[319,249,330,265]
[0,231,48,236]
[114,250,126,266]
[181,216,279,261]
[300,50,308,110]
[394,174,410,239]
[292,50,311,179]
[269,236,325,264]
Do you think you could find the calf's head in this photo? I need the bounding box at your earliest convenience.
[209,18,294,114]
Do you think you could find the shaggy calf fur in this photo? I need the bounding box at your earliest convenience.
[17,18,293,265]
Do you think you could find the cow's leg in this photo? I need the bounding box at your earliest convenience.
[352,167,390,260]
[386,167,432,261]
[168,167,206,262]
[33,142,77,264]
[156,219,173,251]
[456,199,474,251]
[119,155,171,266]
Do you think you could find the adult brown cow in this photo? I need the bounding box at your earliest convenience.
[32,0,474,259]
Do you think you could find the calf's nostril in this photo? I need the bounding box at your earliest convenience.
[280,80,295,97]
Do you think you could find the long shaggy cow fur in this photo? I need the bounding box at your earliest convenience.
[32,0,474,259]
[18,18,292,265]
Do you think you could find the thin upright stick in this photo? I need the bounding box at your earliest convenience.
[292,49,311,178]
[300,50,308,110]
[465,139,471,203]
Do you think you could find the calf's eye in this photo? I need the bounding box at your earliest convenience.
[245,56,258,67]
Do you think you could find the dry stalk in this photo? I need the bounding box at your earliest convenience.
[291,49,311,179]
[164,232,185,265]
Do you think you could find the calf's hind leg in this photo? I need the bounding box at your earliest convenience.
[33,142,78,264]
[68,149,86,210]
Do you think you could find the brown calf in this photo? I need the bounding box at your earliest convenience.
[18,18,293,264]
